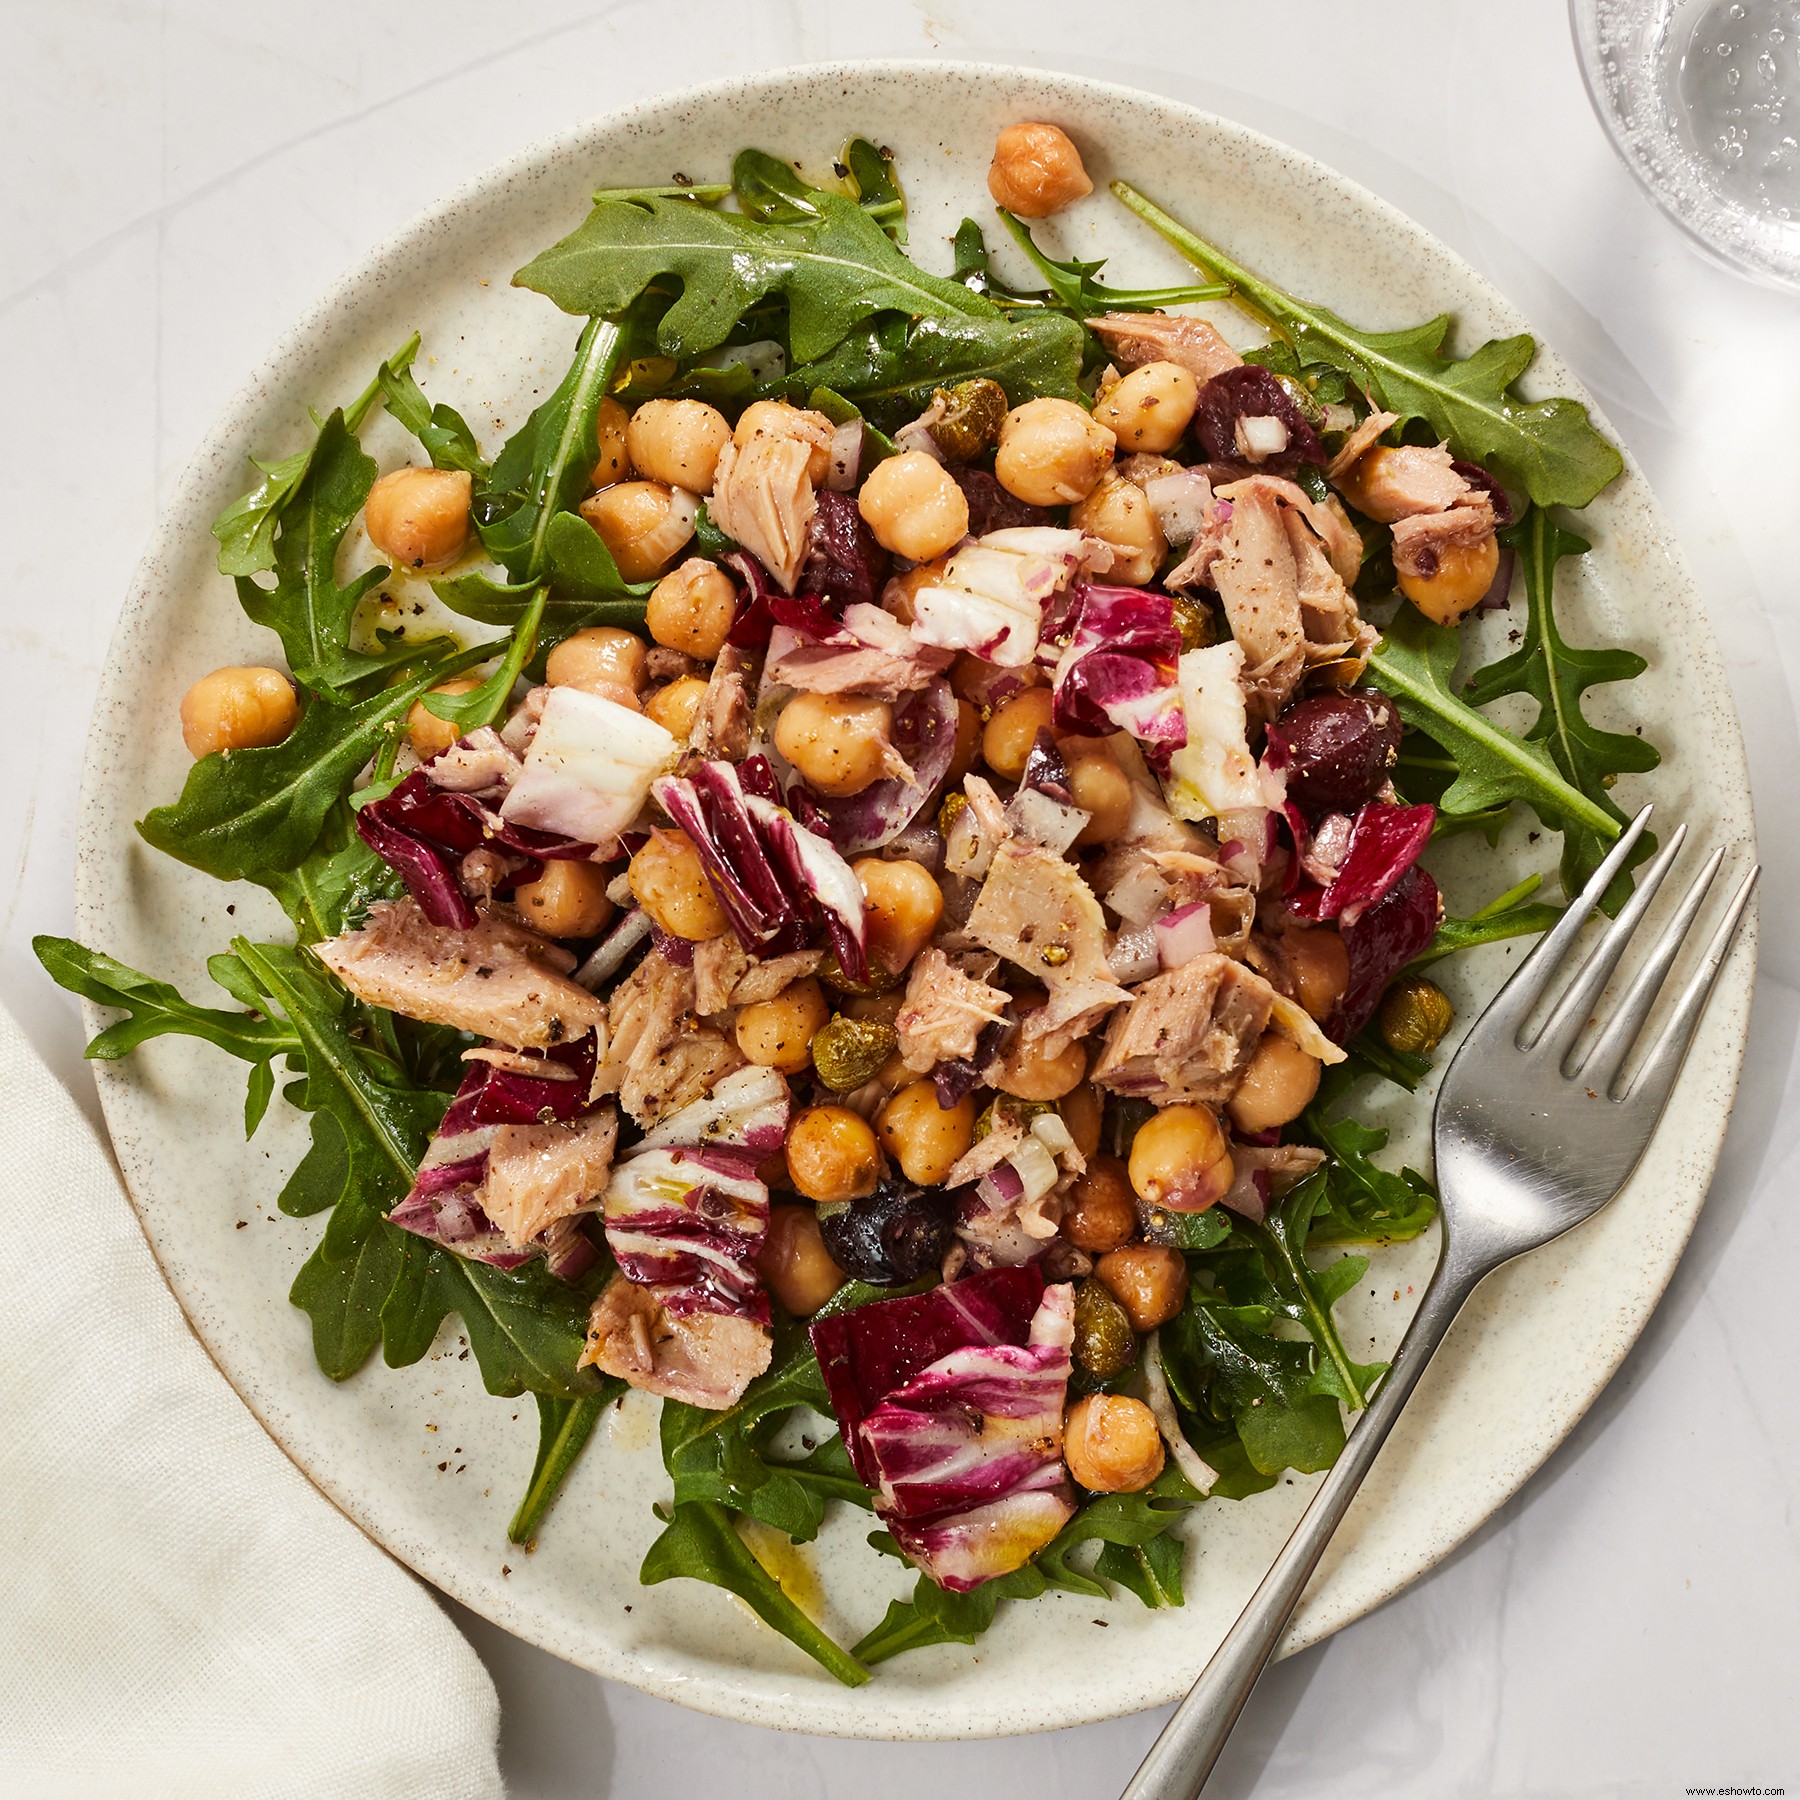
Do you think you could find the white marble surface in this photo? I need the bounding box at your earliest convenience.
[4,3,1797,1794]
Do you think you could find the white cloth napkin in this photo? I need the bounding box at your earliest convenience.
[0,1000,503,1799]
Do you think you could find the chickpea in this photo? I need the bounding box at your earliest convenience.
[179,665,300,759]
[877,1079,977,1186]
[854,858,944,976]
[856,451,971,562]
[994,398,1114,507]
[981,686,1056,782]
[1398,535,1502,626]
[1063,1394,1165,1494]
[546,625,648,699]
[1128,1103,1235,1213]
[1282,926,1351,1023]
[403,677,479,760]
[1060,1154,1137,1254]
[1065,746,1133,847]
[756,1204,847,1317]
[646,556,738,660]
[883,557,950,626]
[1095,1243,1190,1332]
[733,400,834,486]
[1093,361,1200,454]
[1058,1081,1104,1160]
[628,828,730,941]
[625,398,732,493]
[1227,1033,1323,1135]
[786,1105,883,1203]
[735,976,830,1075]
[773,692,895,798]
[995,1016,1087,1102]
[1071,471,1166,586]
[364,467,473,569]
[945,698,982,787]
[511,859,614,939]
[578,480,695,582]
[987,121,1094,219]
[592,396,632,490]
[643,674,709,738]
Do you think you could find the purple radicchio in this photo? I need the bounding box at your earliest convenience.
[815,1273,1077,1592]
[1192,365,1324,472]
[1289,801,1436,929]
[765,602,954,700]
[654,759,870,981]
[602,1066,791,1322]
[724,547,840,649]
[356,769,596,931]
[1049,584,1185,747]
[1326,863,1443,1042]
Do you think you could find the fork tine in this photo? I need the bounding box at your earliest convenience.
[1580,847,1725,1088]
[1490,804,1655,1045]
[1531,823,1689,1070]
[1611,862,1757,1104]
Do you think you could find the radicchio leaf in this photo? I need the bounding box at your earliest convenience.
[1289,801,1436,927]
[1049,584,1184,745]
[1326,863,1442,1041]
[802,682,961,853]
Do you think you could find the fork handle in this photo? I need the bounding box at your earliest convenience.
[1119,1259,1483,1800]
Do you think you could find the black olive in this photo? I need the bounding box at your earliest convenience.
[816,1177,954,1284]
[1266,689,1402,821]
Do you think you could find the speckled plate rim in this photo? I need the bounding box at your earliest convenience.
[72,59,1757,1739]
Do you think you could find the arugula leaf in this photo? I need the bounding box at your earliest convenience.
[1036,1464,1204,1600]
[1413,871,1563,971]
[374,1245,603,1399]
[377,358,488,478]
[1466,509,1659,905]
[519,181,992,364]
[474,316,624,581]
[137,642,487,881]
[434,511,652,643]
[1110,183,1624,509]
[211,335,418,578]
[508,1389,622,1545]
[34,936,298,1069]
[232,410,392,699]
[1340,1030,1432,1092]
[641,1501,869,1687]
[420,587,546,736]
[1367,606,1622,856]
[1243,1174,1387,1409]
[1300,1082,1439,1247]
[251,801,402,945]
[854,1561,1047,1664]
[992,208,1229,320]
[771,310,1085,427]
[841,137,907,242]
[1094,1530,1186,1609]
[1161,1297,1345,1477]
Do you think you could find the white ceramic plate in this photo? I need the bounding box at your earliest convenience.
[74,62,1756,1739]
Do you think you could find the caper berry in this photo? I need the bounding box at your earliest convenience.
[938,791,968,838]
[1380,974,1454,1055]
[1171,592,1218,653]
[811,1014,900,1092]
[973,1096,1054,1143]
[1072,1278,1137,1378]
[929,378,1008,462]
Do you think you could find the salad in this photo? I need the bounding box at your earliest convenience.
[40,120,1654,1684]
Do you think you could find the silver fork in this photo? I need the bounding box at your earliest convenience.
[1122,806,1757,1800]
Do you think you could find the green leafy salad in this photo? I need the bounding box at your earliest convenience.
[39,121,1650,1684]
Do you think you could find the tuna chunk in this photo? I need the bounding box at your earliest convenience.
[686,642,755,761]
[1340,442,1469,523]
[1211,480,1305,722]
[481,1107,618,1249]
[315,899,607,1052]
[1323,409,1399,482]
[1091,952,1275,1104]
[595,946,745,1124]
[965,842,1130,1051]
[1217,473,1363,588]
[1088,312,1244,383]
[579,1272,772,1409]
[707,433,817,593]
[1282,508,1377,667]
[895,947,1011,1074]
[1390,493,1498,582]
